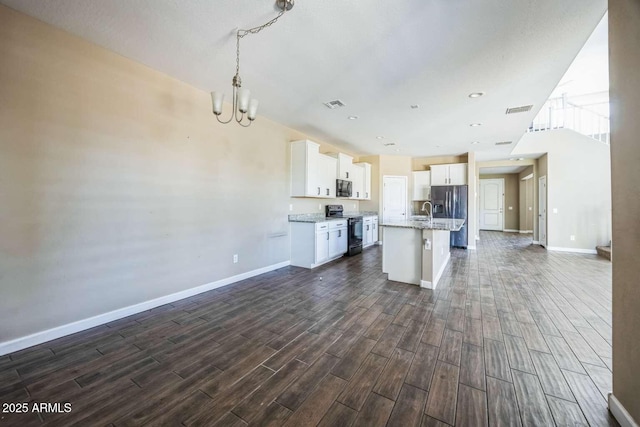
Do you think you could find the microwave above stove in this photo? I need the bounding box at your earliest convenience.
[336,179,352,198]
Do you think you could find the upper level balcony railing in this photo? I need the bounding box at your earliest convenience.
[528,96,610,144]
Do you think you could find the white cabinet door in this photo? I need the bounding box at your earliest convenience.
[355,162,372,200]
[351,164,365,199]
[430,165,448,186]
[372,218,379,243]
[448,164,468,185]
[430,163,467,186]
[328,228,348,258]
[291,140,320,197]
[319,154,337,198]
[333,153,353,180]
[364,222,373,246]
[412,171,431,201]
[315,230,329,264]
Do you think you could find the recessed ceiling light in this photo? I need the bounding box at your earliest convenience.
[348,115,359,120]
[471,141,480,145]
[410,104,420,109]
[470,123,482,127]
[468,92,485,98]
[376,136,385,140]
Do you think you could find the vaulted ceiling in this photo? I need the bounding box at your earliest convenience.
[1,0,606,160]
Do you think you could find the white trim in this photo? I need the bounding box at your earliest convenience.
[0,261,291,356]
[467,245,477,250]
[609,394,639,427]
[519,230,533,234]
[547,247,598,254]
[421,252,451,290]
[533,240,540,244]
[504,229,519,233]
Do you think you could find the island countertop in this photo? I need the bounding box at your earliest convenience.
[381,218,465,231]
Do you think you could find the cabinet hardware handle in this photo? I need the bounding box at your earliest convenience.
[346,172,349,179]
[326,188,329,195]
[327,232,329,240]
[338,230,341,237]
[317,187,320,195]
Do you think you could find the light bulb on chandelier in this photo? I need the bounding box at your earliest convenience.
[211,0,294,127]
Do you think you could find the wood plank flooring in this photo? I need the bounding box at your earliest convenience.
[0,231,618,426]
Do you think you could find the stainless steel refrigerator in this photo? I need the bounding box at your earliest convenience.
[431,185,468,248]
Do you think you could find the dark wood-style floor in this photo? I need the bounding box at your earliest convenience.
[0,232,617,426]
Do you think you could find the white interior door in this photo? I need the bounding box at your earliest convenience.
[479,179,504,231]
[539,176,547,247]
[383,176,407,222]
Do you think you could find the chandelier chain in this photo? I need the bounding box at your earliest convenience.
[235,8,287,77]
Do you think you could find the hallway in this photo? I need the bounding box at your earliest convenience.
[0,232,615,426]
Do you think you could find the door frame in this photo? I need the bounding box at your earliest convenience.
[382,175,408,223]
[479,178,505,231]
[538,175,547,247]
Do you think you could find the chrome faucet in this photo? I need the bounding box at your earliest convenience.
[421,201,432,226]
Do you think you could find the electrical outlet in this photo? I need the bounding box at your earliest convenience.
[353,204,356,209]
[233,254,238,263]
[508,206,513,210]
[318,204,322,210]
[528,207,532,211]
[289,204,293,211]
[570,235,575,241]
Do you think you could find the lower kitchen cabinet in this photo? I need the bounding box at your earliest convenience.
[290,220,348,268]
[363,216,379,248]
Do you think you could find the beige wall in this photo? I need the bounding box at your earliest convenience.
[412,155,467,171]
[479,174,520,231]
[513,131,611,251]
[0,5,356,344]
[609,0,640,422]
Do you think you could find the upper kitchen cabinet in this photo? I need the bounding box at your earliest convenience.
[291,140,337,198]
[332,153,354,180]
[430,163,468,186]
[412,171,431,201]
[355,162,372,200]
[350,163,365,200]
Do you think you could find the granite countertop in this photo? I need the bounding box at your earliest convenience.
[288,212,379,223]
[381,218,465,231]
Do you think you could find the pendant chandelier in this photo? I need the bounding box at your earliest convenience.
[211,0,294,127]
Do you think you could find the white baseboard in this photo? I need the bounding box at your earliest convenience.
[0,260,291,356]
[533,240,540,244]
[467,245,476,250]
[609,394,639,427]
[547,246,598,255]
[519,230,533,234]
[504,229,519,233]
[421,252,451,290]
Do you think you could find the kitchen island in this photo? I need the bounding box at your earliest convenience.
[381,218,465,289]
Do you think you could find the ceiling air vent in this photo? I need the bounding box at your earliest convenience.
[495,141,513,146]
[383,142,396,146]
[323,99,346,109]
[505,105,533,114]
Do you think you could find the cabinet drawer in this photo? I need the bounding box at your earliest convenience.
[315,222,329,231]
[364,217,373,224]
[329,220,347,229]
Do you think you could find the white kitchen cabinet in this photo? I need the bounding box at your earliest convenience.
[290,220,348,268]
[412,171,431,201]
[372,217,379,243]
[291,140,337,198]
[329,222,349,259]
[331,153,354,180]
[315,225,330,264]
[363,215,378,247]
[351,163,365,200]
[430,163,467,186]
[355,162,372,200]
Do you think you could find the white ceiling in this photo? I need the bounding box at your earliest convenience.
[1,0,606,161]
